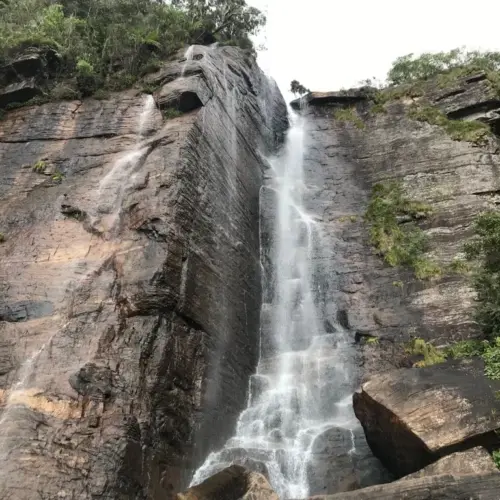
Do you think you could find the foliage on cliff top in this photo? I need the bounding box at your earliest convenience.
[387,48,500,85]
[0,0,264,87]
[333,106,365,129]
[364,182,439,279]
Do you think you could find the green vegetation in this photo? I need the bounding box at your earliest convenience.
[52,171,64,182]
[0,233,5,243]
[387,48,500,85]
[447,258,471,274]
[366,337,379,345]
[163,107,183,120]
[407,338,446,368]
[493,450,500,469]
[32,160,47,173]
[370,102,387,114]
[483,338,500,380]
[445,339,486,359]
[0,0,264,96]
[338,215,358,223]
[365,182,439,279]
[408,105,490,145]
[392,280,404,288]
[464,212,500,340]
[334,107,365,129]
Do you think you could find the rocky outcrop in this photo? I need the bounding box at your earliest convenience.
[0,45,286,499]
[306,472,500,499]
[353,360,500,477]
[401,447,499,480]
[176,465,279,500]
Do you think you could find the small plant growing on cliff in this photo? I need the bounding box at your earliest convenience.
[407,338,446,367]
[163,107,183,120]
[483,338,500,380]
[52,171,64,183]
[365,182,439,279]
[493,450,500,469]
[334,107,365,129]
[408,105,490,145]
[32,160,47,173]
[0,232,5,243]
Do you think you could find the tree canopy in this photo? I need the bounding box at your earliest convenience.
[387,48,500,85]
[0,0,265,92]
[290,80,309,96]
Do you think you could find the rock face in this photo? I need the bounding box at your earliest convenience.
[353,360,500,477]
[0,45,286,499]
[297,73,500,378]
[306,473,500,500]
[401,447,499,480]
[176,465,279,500]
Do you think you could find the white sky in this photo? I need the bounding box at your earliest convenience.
[248,0,500,101]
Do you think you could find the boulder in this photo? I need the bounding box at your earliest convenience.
[176,465,278,500]
[401,447,499,480]
[353,359,500,477]
[305,473,500,499]
[0,78,42,108]
[306,426,391,495]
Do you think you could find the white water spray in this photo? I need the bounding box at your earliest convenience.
[191,113,361,498]
[94,94,156,232]
[181,45,194,77]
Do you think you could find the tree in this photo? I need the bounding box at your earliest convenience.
[290,80,309,96]
[172,0,265,47]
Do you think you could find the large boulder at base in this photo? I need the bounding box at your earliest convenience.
[353,359,500,477]
[176,465,278,500]
[304,473,500,499]
[402,447,499,480]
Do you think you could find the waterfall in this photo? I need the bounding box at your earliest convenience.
[191,112,364,498]
[94,94,156,233]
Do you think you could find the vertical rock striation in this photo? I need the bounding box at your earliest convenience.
[0,45,287,499]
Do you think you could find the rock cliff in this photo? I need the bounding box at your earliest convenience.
[0,45,287,499]
[295,74,500,376]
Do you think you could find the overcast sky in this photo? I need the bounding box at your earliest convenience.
[248,0,500,100]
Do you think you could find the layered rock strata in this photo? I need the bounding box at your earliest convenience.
[0,45,287,499]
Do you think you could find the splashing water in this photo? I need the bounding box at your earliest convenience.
[181,45,194,77]
[191,113,361,497]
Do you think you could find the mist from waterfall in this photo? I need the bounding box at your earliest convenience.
[191,111,363,498]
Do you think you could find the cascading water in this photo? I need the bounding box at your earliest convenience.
[94,94,156,233]
[191,111,367,498]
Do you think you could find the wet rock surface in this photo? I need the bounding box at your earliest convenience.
[353,360,500,477]
[0,45,287,499]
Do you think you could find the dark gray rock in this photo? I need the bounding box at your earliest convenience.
[69,363,113,399]
[353,360,500,477]
[0,78,42,107]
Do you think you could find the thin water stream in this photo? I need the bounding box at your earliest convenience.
[191,112,362,498]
